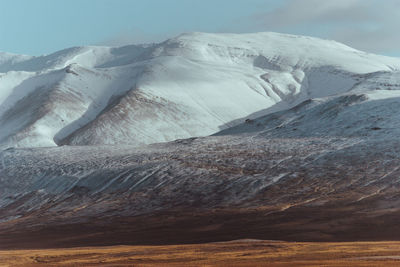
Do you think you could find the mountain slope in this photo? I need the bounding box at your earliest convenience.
[3,32,400,248]
[2,135,400,247]
[1,32,400,148]
[216,71,400,139]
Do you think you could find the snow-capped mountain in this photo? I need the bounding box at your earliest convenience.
[2,32,400,248]
[1,32,400,149]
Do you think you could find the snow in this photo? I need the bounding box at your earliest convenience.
[2,136,400,221]
[217,71,400,141]
[0,71,35,109]
[1,32,400,149]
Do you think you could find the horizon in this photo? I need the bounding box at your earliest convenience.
[1,0,399,57]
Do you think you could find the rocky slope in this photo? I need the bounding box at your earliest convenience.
[2,135,400,248]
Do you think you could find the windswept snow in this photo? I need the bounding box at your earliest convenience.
[216,71,400,139]
[1,32,400,149]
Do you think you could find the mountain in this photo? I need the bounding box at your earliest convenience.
[217,71,400,139]
[1,32,400,149]
[2,32,400,248]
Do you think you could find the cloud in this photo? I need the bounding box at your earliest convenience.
[252,0,400,55]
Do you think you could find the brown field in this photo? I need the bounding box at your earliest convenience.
[1,240,400,267]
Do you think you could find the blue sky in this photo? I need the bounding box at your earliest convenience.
[0,0,279,55]
[1,0,399,56]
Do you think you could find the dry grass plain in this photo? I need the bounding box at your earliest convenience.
[1,240,400,266]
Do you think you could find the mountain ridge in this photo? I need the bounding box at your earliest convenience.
[1,32,400,150]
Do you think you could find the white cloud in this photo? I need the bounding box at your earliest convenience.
[252,0,400,55]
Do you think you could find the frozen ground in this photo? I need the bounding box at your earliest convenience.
[2,134,400,246]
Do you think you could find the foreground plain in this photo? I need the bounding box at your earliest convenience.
[2,240,400,266]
